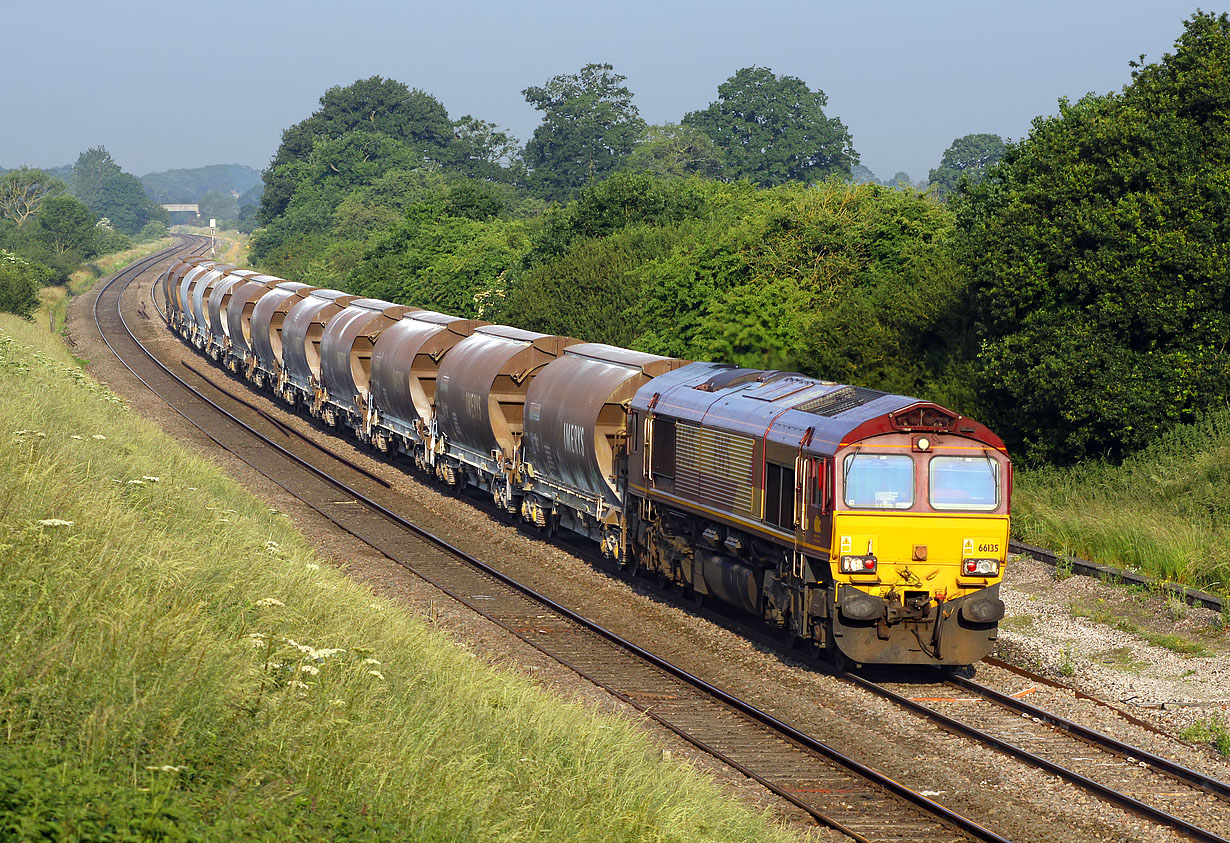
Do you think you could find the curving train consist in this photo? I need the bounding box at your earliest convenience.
[161,255,1011,666]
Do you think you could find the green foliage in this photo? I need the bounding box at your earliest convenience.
[953,11,1230,464]
[683,67,858,186]
[523,63,646,200]
[136,220,168,243]
[928,133,1006,197]
[17,194,102,280]
[70,147,166,235]
[0,251,49,317]
[140,163,262,203]
[502,175,959,401]
[626,123,725,178]
[0,168,66,227]
[348,203,530,316]
[259,77,454,224]
[1180,715,1230,758]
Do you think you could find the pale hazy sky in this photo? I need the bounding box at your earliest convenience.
[1,0,1212,182]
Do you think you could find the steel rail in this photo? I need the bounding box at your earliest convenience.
[93,238,1012,843]
[841,670,1229,843]
[948,674,1230,800]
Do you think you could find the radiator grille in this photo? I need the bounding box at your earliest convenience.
[675,423,756,516]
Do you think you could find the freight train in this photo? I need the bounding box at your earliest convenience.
[161,256,1011,666]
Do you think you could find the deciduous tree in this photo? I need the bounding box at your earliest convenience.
[953,12,1230,464]
[259,77,454,223]
[682,67,857,185]
[522,63,645,200]
[0,169,66,227]
[928,134,1006,197]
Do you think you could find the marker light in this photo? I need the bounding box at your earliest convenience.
[840,555,878,574]
[962,558,1001,576]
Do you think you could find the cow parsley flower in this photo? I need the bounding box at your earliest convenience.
[255,598,285,608]
[37,519,74,528]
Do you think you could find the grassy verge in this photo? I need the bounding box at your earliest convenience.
[1012,410,1230,595]
[0,314,802,842]
[35,237,175,333]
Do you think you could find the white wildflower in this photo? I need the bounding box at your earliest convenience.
[127,479,145,485]
[246,633,266,648]
[367,670,385,680]
[70,435,84,440]
[92,434,106,440]
[255,597,285,608]
[35,432,45,438]
[361,658,381,666]
[142,476,160,483]
[299,664,320,676]
[313,648,345,659]
[37,519,74,528]
[287,679,311,690]
[145,765,186,773]
[329,699,346,707]
[304,563,320,571]
[367,603,383,611]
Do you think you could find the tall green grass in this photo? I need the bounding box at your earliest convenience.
[0,315,803,842]
[1013,409,1230,593]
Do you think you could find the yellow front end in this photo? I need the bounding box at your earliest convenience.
[827,512,1009,665]
[833,512,1008,601]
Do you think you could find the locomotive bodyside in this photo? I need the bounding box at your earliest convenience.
[626,363,1009,666]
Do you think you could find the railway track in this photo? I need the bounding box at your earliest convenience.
[841,669,1230,843]
[97,237,1010,843]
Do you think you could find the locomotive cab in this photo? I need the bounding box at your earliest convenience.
[825,404,1010,665]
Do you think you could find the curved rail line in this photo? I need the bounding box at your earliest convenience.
[96,237,1010,843]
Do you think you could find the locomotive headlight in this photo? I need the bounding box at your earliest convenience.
[840,555,878,574]
[962,558,1000,576]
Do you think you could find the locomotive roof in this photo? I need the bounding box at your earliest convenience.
[629,361,948,457]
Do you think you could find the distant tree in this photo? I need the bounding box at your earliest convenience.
[953,12,1230,463]
[929,133,1006,197]
[70,147,166,234]
[682,67,857,185]
[522,63,646,200]
[259,77,454,223]
[626,124,725,178]
[28,194,98,257]
[71,146,122,209]
[451,115,524,182]
[0,169,66,227]
[136,220,167,242]
[198,190,239,224]
[849,164,879,184]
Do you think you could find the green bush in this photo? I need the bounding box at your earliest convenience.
[953,12,1230,464]
[0,250,49,317]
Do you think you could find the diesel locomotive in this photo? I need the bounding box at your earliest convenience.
[162,256,1010,666]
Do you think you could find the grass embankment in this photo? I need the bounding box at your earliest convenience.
[0,314,801,842]
[1013,410,1230,595]
[36,238,175,333]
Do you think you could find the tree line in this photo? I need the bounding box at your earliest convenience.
[0,147,169,317]
[244,12,1230,466]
